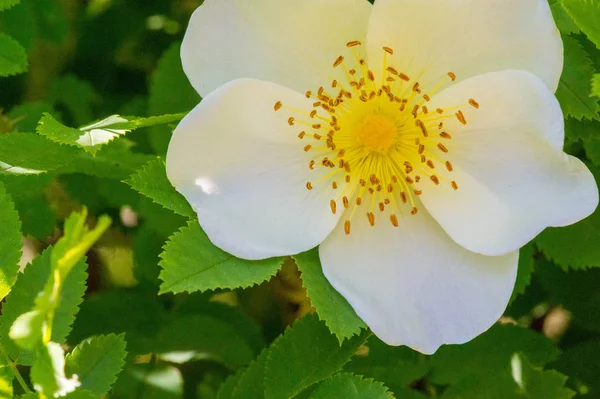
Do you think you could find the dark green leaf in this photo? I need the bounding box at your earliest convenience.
[0,132,76,174]
[429,324,558,385]
[344,335,428,392]
[154,315,254,370]
[148,41,200,154]
[593,73,600,97]
[511,243,536,302]
[159,221,283,294]
[552,341,600,397]
[0,33,27,76]
[111,363,183,399]
[125,159,195,218]
[293,249,365,342]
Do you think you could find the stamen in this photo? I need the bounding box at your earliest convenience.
[333,56,344,68]
[346,40,361,47]
[390,214,399,227]
[330,200,337,214]
[455,110,467,125]
[468,98,480,109]
[382,46,394,55]
[367,212,375,226]
[344,220,351,235]
[274,101,283,111]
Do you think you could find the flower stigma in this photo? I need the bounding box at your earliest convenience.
[274,42,480,235]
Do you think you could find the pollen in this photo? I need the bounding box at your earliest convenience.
[278,42,478,234]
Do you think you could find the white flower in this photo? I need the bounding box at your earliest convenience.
[166,0,598,354]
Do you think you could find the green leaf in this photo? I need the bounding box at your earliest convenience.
[148,41,200,154]
[61,390,100,399]
[536,205,600,270]
[0,132,76,174]
[65,334,127,395]
[561,0,600,49]
[552,341,600,397]
[47,75,94,126]
[564,117,600,141]
[593,73,600,97]
[0,0,19,11]
[0,362,13,399]
[264,314,369,399]
[111,363,183,399]
[230,350,269,399]
[441,353,574,399]
[65,141,155,180]
[159,221,283,294]
[344,335,429,392]
[154,315,255,370]
[551,1,581,34]
[0,182,21,300]
[556,36,600,120]
[125,159,195,218]
[511,242,536,302]
[8,102,56,133]
[429,324,558,385]
[31,342,80,397]
[293,249,365,342]
[69,290,165,355]
[37,113,186,155]
[0,33,27,76]
[0,248,88,365]
[536,260,600,332]
[310,373,393,399]
[216,373,244,399]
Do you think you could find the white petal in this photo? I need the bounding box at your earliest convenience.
[367,0,562,91]
[319,206,518,354]
[181,0,371,97]
[420,70,598,257]
[166,78,341,260]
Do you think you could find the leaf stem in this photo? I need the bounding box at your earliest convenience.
[0,339,31,393]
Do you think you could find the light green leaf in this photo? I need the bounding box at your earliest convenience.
[148,41,200,154]
[310,373,393,399]
[37,113,185,155]
[556,36,600,120]
[593,73,600,97]
[0,182,21,300]
[31,342,80,397]
[0,0,19,11]
[0,33,27,76]
[0,248,88,366]
[65,334,127,395]
[561,0,600,49]
[159,221,283,294]
[264,314,369,399]
[293,249,365,342]
[61,390,99,399]
[429,324,558,385]
[125,159,195,218]
[0,361,13,399]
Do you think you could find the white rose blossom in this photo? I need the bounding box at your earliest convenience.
[166,0,598,354]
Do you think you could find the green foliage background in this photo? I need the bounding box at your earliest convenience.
[0,0,599,397]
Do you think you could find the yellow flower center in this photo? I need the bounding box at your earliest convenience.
[274,41,479,234]
[356,115,397,153]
